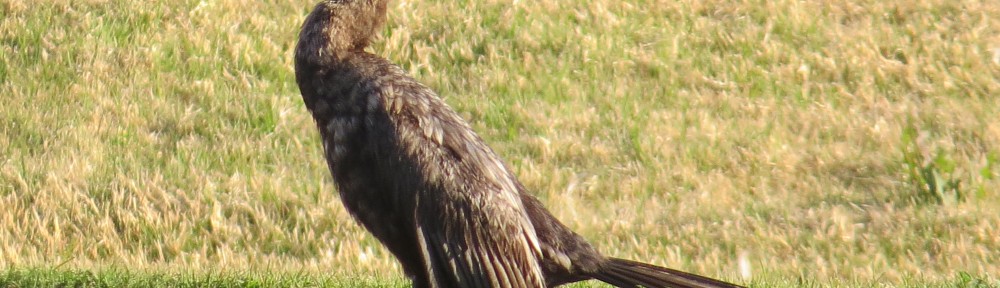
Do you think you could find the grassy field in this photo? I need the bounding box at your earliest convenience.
[0,267,407,287]
[0,268,994,288]
[2,0,999,286]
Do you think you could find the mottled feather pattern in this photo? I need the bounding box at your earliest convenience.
[375,66,547,287]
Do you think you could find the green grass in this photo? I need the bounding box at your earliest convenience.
[2,0,1000,286]
[0,267,402,288]
[0,268,995,287]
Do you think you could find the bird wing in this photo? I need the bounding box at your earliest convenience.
[374,72,546,288]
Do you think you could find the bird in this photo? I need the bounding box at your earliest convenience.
[293,1,744,287]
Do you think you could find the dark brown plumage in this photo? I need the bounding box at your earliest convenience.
[293,1,744,287]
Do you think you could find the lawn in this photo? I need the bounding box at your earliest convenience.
[0,268,993,287]
[1,0,998,287]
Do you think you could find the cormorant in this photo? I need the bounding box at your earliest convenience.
[293,1,744,287]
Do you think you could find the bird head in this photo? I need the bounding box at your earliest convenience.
[296,0,388,62]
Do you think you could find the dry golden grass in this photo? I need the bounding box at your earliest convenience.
[1,0,998,286]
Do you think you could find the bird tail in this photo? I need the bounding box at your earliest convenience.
[591,258,744,288]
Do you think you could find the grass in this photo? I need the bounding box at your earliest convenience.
[0,267,403,287]
[1,0,999,286]
[0,268,995,288]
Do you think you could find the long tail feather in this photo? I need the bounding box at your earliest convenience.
[591,258,745,288]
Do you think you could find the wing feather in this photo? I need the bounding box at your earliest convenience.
[376,70,545,288]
